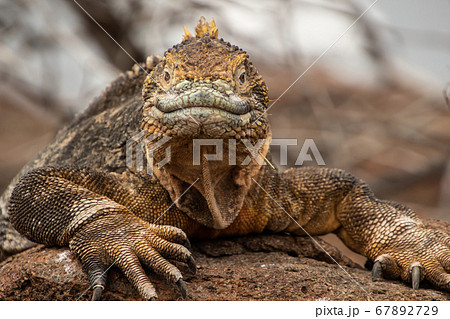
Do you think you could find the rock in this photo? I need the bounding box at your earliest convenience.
[1,231,449,301]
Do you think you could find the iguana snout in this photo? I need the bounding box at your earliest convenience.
[145,79,253,138]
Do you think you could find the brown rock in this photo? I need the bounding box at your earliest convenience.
[1,231,449,301]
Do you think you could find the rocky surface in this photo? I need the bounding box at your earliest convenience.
[1,220,449,301]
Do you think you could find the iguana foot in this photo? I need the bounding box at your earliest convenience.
[70,215,195,300]
[368,227,450,291]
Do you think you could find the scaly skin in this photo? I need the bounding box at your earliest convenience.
[7,17,450,300]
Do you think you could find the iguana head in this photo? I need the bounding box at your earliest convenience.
[142,17,271,229]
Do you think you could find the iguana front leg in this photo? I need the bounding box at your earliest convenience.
[256,166,450,291]
[8,167,196,300]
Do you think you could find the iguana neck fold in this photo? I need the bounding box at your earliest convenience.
[150,136,271,229]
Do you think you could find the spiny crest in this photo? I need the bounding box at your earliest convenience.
[183,16,218,41]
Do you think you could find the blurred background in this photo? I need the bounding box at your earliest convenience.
[0,0,449,262]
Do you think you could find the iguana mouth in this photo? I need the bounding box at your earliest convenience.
[155,80,251,116]
[147,106,252,129]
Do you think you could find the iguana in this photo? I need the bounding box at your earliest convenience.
[3,17,450,300]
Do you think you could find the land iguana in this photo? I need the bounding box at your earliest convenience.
[2,17,450,300]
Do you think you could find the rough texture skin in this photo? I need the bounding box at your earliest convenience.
[3,17,450,300]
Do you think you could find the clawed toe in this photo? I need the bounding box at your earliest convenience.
[410,262,423,290]
[92,285,104,301]
[177,278,187,299]
[187,255,197,274]
[183,238,192,251]
[371,254,401,282]
[372,260,382,282]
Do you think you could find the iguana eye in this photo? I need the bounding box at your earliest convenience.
[160,67,173,89]
[235,66,247,88]
[239,72,246,84]
[164,71,171,83]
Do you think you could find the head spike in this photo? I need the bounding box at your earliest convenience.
[183,26,193,41]
[195,16,208,37]
[193,16,218,39]
[209,19,218,39]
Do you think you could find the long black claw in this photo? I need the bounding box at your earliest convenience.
[92,285,104,301]
[177,278,187,299]
[188,255,197,274]
[149,297,157,301]
[372,261,382,282]
[412,265,422,290]
[183,238,192,251]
